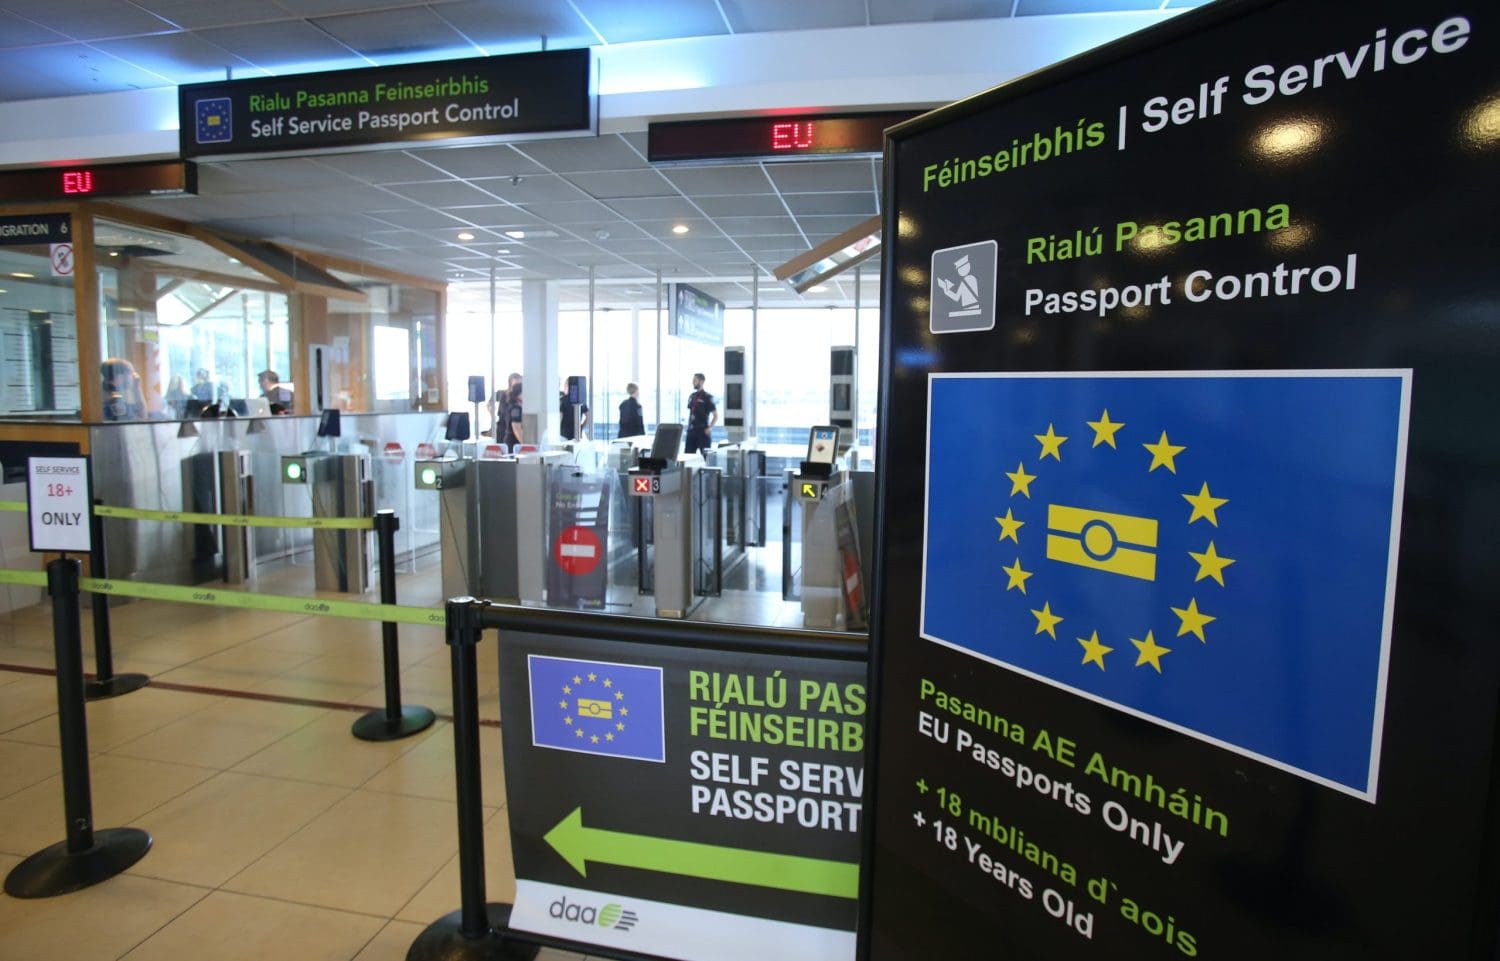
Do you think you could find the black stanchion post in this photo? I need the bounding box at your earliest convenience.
[85,498,149,700]
[407,598,537,961]
[354,510,435,741]
[4,557,152,898]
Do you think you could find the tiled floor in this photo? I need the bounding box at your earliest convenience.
[0,549,804,960]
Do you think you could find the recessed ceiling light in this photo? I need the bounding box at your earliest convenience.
[671,224,690,235]
[108,251,119,257]
[11,272,34,278]
[0,288,7,294]
[505,230,525,239]
[457,231,475,241]
[496,249,511,255]
[810,284,829,292]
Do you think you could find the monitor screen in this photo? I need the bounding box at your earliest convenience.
[650,424,683,462]
[445,412,471,442]
[807,426,840,465]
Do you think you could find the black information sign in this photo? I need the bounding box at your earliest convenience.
[0,213,70,247]
[177,48,593,160]
[499,631,865,961]
[865,1,1499,959]
[648,111,918,165]
[0,161,195,202]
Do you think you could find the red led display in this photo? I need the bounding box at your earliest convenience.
[61,170,94,194]
[0,160,195,202]
[648,111,918,164]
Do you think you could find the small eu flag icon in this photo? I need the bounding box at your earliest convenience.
[528,654,665,763]
[195,98,232,144]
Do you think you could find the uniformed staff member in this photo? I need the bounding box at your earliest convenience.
[502,382,525,450]
[618,382,645,438]
[685,372,717,454]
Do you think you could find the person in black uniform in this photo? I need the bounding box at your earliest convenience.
[684,372,717,454]
[502,383,525,450]
[618,382,645,438]
[558,386,590,441]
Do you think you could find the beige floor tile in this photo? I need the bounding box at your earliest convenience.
[0,851,208,961]
[398,807,517,923]
[0,674,61,735]
[110,697,326,768]
[152,645,315,693]
[127,771,349,888]
[0,753,215,859]
[104,600,217,636]
[0,738,60,799]
[233,710,439,788]
[351,919,428,961]
[361,722,506,807]
[0,647,62,671]
[224,789,459,917]
[241,617,443,665]
[5,687,225,751]
[121,890,384,961]
[0,667,31,686]
[107,629,249,669]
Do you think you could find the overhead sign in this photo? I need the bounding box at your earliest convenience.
[27,456,90,553]
[866,2,1499,960]
[648,111,918,165]
[178,48,594,160]
[0,161,196,202]
[0,213,70,247]
[500,631,865,961]
[668,283,724,346]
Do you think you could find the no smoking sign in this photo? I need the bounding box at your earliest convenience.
[50,243,74,277]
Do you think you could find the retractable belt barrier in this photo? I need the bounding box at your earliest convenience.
[93,503,375,530]
[0,568,443,626]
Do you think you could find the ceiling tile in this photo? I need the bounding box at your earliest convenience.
[469,174,590,204]
[514,134,647,173]
[439,207,543,228]
[516,200,621,224]
[11,0,177,41]
[434,0,596,53]
[1017,0,1160,13]
[0,44,168,98]
[416,144,546,179]
[364,208,472,229]
[766,159,875,193]
[311,150,456,184]
[661,165,775,196]
[194,20,360,71]
[784,193,876,216]
[568,169,675,200]
[386,179,503,206]
[90,32,259,85]
[312,7,471,57]
[718,0,868,33]
[867,0,1013,24]
[272,0,435,14]
[203,156,356,190]
[0,9,69,46]
[604,196,699,221]
[697,194,788,217]
[570,0,726,43]
[130,1,288,29]
[712,215,800,236]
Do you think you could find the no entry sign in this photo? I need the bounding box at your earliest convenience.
[554,525,602,576]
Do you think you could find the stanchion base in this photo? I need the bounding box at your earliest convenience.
[85,673,151,700]
[4,827,152,898]
[407,903,540,961]
[353,705,437,742]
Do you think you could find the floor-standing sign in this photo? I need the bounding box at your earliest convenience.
[499,631,865,961]
[27,456,90,553]
[865,2,1499,958]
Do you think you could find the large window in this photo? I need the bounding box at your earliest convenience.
[0,243,79,415]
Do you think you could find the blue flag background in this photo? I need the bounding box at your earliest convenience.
[922,371,1408,797]
[528,654,665,763]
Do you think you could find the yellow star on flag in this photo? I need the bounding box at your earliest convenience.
[1078,631,1113,670]
[1035,423,1068,461]
[1171,598,1216,642]
[559,700,567,709]
[1086,409,1125,448]
[603,678,613,688]
[614,691,624,700]
[590,735,599,744]
[575,728,584,738]
[562,684,572,694]
[606,732,615,742]
[1006,462,1036,498]
[1131,630,1172,673]
[587,672,597,682]
[564,716,572,725]
[1003,558,1033,594]
[616,722,625,731]
[1182,482,1228,526]
[1188,541,1236,586]
[1031,601,1063,638]
[573,675,582,684]
[995,509,1024,544]
[1144,431,1186,473]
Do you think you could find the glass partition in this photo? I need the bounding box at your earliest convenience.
[0,242,79,415]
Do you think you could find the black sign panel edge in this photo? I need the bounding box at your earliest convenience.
[858,1,1500,959]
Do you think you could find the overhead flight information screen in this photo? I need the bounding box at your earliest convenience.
[648,111,918,164]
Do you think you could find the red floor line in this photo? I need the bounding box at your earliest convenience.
[0,663,503,728]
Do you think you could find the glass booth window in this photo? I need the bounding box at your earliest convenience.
[96,218,289,420]
[0,242,80,415]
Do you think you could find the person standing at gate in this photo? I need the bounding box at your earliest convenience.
[486,371,521,437]
[685,372,717,454]
[618,382,645,438]
[502,382,525,450]
[559,383,590,441]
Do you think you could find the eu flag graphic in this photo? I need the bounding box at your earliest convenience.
[528,655,666,762]
[922,372,1409,798]
[195,98,232,143]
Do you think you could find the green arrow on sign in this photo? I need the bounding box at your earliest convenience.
[543,807,858,899]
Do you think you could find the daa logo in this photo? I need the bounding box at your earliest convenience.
[549,896,639,932]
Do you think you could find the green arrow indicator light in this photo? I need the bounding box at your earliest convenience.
[421,467,437,486]
[285,462,303,481]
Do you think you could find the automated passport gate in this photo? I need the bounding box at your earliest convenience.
[281,451,372,593]
[181,449,257,584]
[864,2,1500,959]
[408,601,867,961]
